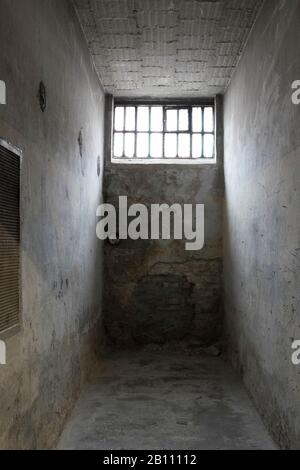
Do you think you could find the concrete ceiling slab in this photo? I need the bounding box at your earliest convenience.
[73,0,263,97]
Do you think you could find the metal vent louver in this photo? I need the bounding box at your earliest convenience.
[0,141,20,334]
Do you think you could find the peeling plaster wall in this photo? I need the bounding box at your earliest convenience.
[224,0,300,449]
[104,98,224,348]
[0,0,105,449]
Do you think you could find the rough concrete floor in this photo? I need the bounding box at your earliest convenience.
[58,351,276,450]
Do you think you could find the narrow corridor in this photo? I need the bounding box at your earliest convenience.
[0,0,299,451]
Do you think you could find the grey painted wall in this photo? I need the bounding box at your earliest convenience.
[224,0,300,449]
[0,0,105,449]
[103,99,224,348]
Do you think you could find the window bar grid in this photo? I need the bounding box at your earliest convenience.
[189,107,192,159]
[201,107,204,159]
[148,107,151,159]
[122,107,125,158]
[134,106,137,159]
[113,105,215,161]
[163,107,166,159]
[176,110,179,159]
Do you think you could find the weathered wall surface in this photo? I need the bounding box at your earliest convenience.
[73,0,264,98]
[104,101,223,348]
[0,0,105,449]
[224,0,300,449]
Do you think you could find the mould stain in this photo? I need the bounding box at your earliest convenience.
[38,81,47,112]
[97,156,101,177]
[78,130,83,158]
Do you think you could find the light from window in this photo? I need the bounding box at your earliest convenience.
[113,104,215,163]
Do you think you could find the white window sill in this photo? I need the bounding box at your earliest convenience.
[111,158,217,166]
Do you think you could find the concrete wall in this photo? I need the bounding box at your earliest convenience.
[103,98,223,348]
[0,0,105,449]
[224,0,300,449]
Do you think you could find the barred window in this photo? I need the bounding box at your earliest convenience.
[112,103,215,164]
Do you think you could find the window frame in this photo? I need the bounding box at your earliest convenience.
[112,99,216,165]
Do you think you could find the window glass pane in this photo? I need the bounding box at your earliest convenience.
[178,134,190,158]
[179,109,189,131]
[115,107,124,131]
[151,107,163,132]
[137,107,149,131]
[114,133,124,157]
[166,109,178,132]
[192,134,202,159]
[165,133,177,158]
[204,134,214,158]
[124,133,135,158]
[137,133,149,158]
[150,133,163,159]
[114,105,215,163]
[125,107,135,131]
[204,107,214,132]
[192,107,202,132]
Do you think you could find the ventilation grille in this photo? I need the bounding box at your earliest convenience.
[0,142,20,334]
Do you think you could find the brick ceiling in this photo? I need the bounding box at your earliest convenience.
[73,0,263,97]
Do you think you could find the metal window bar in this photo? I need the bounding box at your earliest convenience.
[113,104,215,161]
